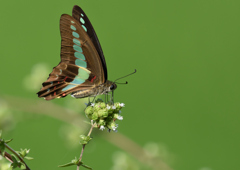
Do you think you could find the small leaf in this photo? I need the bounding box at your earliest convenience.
[82,164,93,169]
[11,155,18,164]
[0,141,6,155]
[11,155,20,169]
[11,162,19,169]
[79,135,92,145]
[24,156,34,160]
[20,162,26,169]
[72,157,79,164]
[59,157,83,167]
[5,138,13,144]
[17,148,30,158]
[77,161,83,166]
[58,162,76,167]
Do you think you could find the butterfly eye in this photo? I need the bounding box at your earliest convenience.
[110,84,115,90]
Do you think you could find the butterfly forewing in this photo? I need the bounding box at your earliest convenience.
[72,5,108,80]
[37,12,105,100]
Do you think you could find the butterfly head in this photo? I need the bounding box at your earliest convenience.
[105,80,117,92]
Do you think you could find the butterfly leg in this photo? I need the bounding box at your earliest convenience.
[91,96,97,103]
[107,92,114,105]
[109,93,111,103]
[105,94,107,104]
[105,93,109,103]
[112,91,114,103]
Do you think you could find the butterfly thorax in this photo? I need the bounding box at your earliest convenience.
[71,80,117,98]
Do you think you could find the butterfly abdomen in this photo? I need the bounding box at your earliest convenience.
[71,84,104,98]
[71,80,115,98]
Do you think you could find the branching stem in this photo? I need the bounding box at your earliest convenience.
[0,139,31,170]
[77,122,96,170]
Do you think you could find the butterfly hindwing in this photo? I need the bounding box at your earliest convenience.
[37,11,106,100]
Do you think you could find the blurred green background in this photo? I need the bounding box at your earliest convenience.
[0,0,240,170]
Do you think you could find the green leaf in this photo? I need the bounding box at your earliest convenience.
[20,162,26,169]
[11,155,20,169]
[11,162,19,169]
[17,148,30,158]
[71,157,79,164]
[11,155,18,164]
[79,135,92,145]
[82,164,93,169]
[58,157,83,167]
[0,141,6,155]
[24,156,34,160]
[5,138,13,144]
[58,162,76,167]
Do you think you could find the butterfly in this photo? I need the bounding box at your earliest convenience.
[37,5,118,101]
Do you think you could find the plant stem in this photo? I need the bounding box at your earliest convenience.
[0,140,31,170]
[0,150,14,163]
[77,122,96,170]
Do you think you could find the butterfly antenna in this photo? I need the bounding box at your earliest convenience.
[115,81,128,85]
[114,69,137,83]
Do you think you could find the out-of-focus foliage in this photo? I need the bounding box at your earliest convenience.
[23,63,51,92]
[111,151,140,170]
[0,156,11,170]
[143,142,174,167]
[0,99,15,132]
[59,124,85,148]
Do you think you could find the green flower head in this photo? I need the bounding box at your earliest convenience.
[84,98,125,132]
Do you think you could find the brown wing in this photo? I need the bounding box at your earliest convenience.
[72,5,108,80]
[37,14,105,100]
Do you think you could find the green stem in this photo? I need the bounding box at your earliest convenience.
[77,122,96,170]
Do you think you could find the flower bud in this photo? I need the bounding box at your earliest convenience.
[105,115,113,122]
[98,109,108,118]
[98,119,106,126]
[114,102,121,110]
[93,103,102,112]
[113,113,119,119]
[91,111,99,120]
[99,102,106,108]
[113,108,120,113]
[85,106,94,119]
[107,120,118,131]
[106,105,115,114]
[112,105,122,114]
